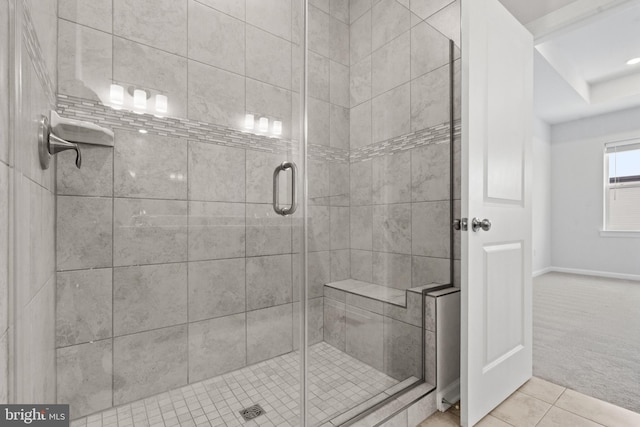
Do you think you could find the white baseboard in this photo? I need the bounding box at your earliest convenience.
[544,266,640,282]
[532,267,553,278]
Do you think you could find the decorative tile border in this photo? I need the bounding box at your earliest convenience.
[350,121,462,163]
[58,95,461,165]
[22,1,56,107]
[57,95,350,163]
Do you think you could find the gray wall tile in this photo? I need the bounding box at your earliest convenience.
[113,198,188,266]
[350,206,373,250]
[330,61,349,108]
[246,254,293,311]
[114,0,187,56]
[187,60,245,129]
[309,205,331,252]
[57,340,113,419]
[114,131,187,200]
[57,196,112,271]
[331,249,351,282]
[372,252,411,289]
[246,304,293,364]
[350,100,372,149]
[56,269,112,347]
[188,258,246,322]
[346,305,383,371]
[188,1,245,74]
[113,325,188,405]
[350,55,372,107]
[331,207,350,250]
[324,298,346,351]
[189,201,245,261]
[372,31,410,97]
[246,25,292,90]
[113,263,187,336]
[350,10,371,65]
[330,105,350,151]
[372,83,411,143]
[246,203,292,256]
[309,51,330,101]
[188,314,246,382]
[383,317,422,380]
[246,0,292,41]
[411,201,450,258]
[329,17,350,65]
[372,204,412,254]
[113,37,187,118]
[57,145,113,197]
[188,141,245,202]
[411,65,449,131]
[411,142,450,202]
[411,22,450,78]
[58,0,113,32]
[372,151,411,204]
[351,249,373,282]
[309,5,330,57]
[371,0,410,50]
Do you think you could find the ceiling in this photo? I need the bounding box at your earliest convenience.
[501,0,640,124]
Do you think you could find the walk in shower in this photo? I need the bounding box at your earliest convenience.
[1,0,461,425]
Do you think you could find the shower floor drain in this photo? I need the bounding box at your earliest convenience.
[239,404,266,421]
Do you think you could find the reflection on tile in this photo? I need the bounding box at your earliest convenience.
[113,326,188,405]
[57,340,112,419]
[114,0,187,55]
[113,37,187,118]
[246,254,293,311]
[188,314,246,382]
[58,20,112,101]
[189,201,245,261]
[188,141,245,202]
[57,145,113,197]
[188,258,245,322]
[113,198,188,266]
[57,196,112,271]
[373,204,412,254]
[188,1,244,74]
[56,269,112,347]
[59,0,113,32]
[346,305,384,371]
[113,263,187,336]
[246,79,292,139]
[114,131,187,200]
[246,203,291,256]
[246,304,293,364]
[246,25,292,90]
[187,60,245,130]
[491,391,551,427]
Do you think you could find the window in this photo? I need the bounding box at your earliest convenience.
[605,140,640,231]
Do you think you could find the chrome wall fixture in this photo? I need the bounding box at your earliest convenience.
[38,115,82,169]
[273,161,298,216]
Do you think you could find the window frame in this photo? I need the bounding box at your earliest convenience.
[603,138,640,233]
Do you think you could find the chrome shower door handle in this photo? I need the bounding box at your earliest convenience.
[273,161,298,216]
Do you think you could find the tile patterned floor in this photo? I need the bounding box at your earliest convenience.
[70,343,400,427]
[419,377,640,427]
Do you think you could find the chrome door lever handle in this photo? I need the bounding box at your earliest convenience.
[472,218,491,232]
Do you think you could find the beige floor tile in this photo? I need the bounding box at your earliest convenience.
[555,389,640,427]
[490,391,551,427]
[475,414,513,426]
[537,406,604,427]
[417,410,459,427]
[518,377,565,404]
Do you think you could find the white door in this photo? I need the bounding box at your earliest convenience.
[460,0,534,425]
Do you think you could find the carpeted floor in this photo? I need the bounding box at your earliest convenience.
[533,272,640,413]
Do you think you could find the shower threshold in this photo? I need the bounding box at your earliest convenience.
[70,342,406,427]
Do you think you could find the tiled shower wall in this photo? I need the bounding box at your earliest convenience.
[1,0,58,404]
[54,0,351,419]
[348,0,461,289]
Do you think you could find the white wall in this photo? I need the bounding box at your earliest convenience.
[550,106,640,279]
[533,118,552,274]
